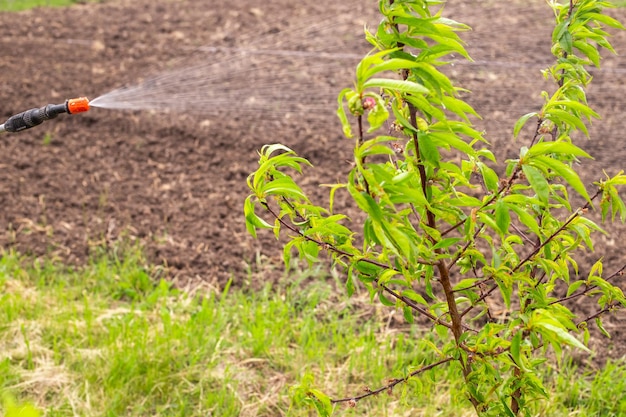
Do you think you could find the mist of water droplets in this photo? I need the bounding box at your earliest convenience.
[89,5,374,121]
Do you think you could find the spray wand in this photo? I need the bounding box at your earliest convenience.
[0,97,90,134]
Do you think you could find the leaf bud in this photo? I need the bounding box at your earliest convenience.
[391,142,404,154]
[416,117,429,132]
[362,96,377,110]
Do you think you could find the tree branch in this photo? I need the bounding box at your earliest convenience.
[330,357,454,404]
[260,200,456,329]
[577,303,621,326]
[460,189,602,318]
[551,263,626,305]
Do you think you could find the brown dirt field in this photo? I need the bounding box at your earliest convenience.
[0,0,624,359]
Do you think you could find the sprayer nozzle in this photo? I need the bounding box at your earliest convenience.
[67,97,90,114]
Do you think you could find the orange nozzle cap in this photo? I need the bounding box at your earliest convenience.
[67,97,90,114]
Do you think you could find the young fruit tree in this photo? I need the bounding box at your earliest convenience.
[245,0,626,415]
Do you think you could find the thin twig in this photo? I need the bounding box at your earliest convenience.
[357,114,371,196]
[577,304,621,325]
[261,201,453,328]
[330,357,454,404]
[440,217,466,237]
[379,283,453,329]
[460,189,602,318]
[446,223,486,271]
[514,189,600,272]
[511,222,536,246]
[551,263,626,305]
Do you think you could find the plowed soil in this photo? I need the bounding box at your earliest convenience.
[0,0,624,358]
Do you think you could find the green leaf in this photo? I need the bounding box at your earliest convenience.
[363,78,430,95]
[337,88,354,138]
[385,223,414,260]
[522,164,550,204]
[609,186,626,222]
[553,19,570,44]
[260,143,295,158]
[595,317,611,338]
[532,155,591,203]
[506,202,542,237]
[585,12,625,30]
[559,30,573,54]
[261,176,307,200]
[513,112,538,138]
[354,259,382,278]
[570,223,594,251]
[366,95,390,132]
[403,305,415,323]
[402,289,429,306]
[391,16,471,58]
[427,131,477,157]
[495,199,511,235]
[379,290,396,307]
[418,132,441,167]
[411,62,455,97]
[435,324,448,340]
[495,271,513,309]
[550,100,600,120]
[385,183,431,209]
[345,265,356,297]
[534,321,590,352]
[357,136,397,158]
[391,104,419,134]
[566,280,586,297]
[404,94,446,121]
[453,278,480,291]
[378,268,398,286]
[432,237,461,250]
[252,145,311,190]
[544,108,589,135]
[500,398,517,417]
[440,95,480,122]
[355,48,394,83]
[510,330,523,368]
[573,40,601,67]
[244,196,274,238]
[362,57,424,80]
[300,240,321,266]
[478,162,499,193]
[477,211,500,235]
[525,141,592,159]
[308,389,333,417]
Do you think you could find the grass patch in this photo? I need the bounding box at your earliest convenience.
[0,0,99,12]
[0,247,624,416]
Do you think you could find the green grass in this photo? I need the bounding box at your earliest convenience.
[0,247,465,416]
[0,0,99,12]
[545,357,626,416]
[0,247,625,416]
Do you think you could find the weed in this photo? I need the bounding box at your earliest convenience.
[41,133,51,146]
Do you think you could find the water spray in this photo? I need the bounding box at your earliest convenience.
[0,97,90,134]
